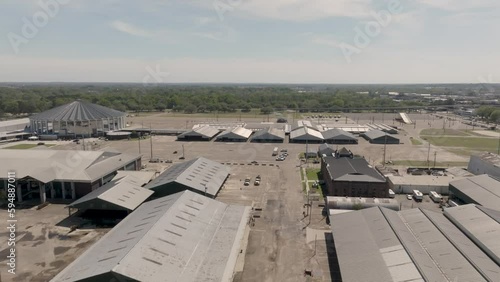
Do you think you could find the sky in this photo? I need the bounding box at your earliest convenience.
[0,0,499,84]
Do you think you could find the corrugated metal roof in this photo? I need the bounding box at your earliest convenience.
[145,157,230,197]
[324,157,386,182]
[318,144,335,156]
[290,126,324,141]
[450,175,500,208]
[476,152,500,167]
[321,128,357,141]
[68,174,153,211]
[178,126,220,139]
[216,127,252,140]
[251,127,285,141]
[0,149,140,183]
[422,208,500,281]
[331,207,493,282]
[51,190,251,282]
[363,130,399,141]
[444,205,500,267]
[30,100,125,121]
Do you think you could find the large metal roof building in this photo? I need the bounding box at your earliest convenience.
[51,190,251,282]
[144,157,230,198]
[216,127,253,142]
[289,126,324,143]
[0,149,141,204]
[361,130,400,144]
[321,128,358,144]
[177,126,220,141]
[449,174,500,209]
[29,100,126,136]
[468,152,500,178]
[330,206,500,282]
[67,174,153,212]
[250,127,285,143]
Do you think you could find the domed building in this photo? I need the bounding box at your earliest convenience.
[29,100,126,137]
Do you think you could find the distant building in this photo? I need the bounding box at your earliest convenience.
[388,174,463,195]
[321,128,358,144]
[0,150,141,204]
[449,174,500,209]
[250,127,285,143]
[177,126,220,141]
[144,157,230,199]
[51,190,251,282]
[290,126,324,143]
[321,156,388,198]
[361,130,400,144]
[468,152,500,178]
[29,100,126,137]
[216,127,253,142]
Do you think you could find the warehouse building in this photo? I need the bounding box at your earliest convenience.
[330,206,500,282]
[449,174,500,209]
[366,123,398,134]
[0,118,31,142]
[29,100,126,137]
[321,156,388,198]
[216,127,253,142]
[388,174,462,195]
[468,152,500,178]
[361,130,400,144]
[250,127,285,143]
[326,196,399,212]
[177,126,220,141]
[321,128,358,144]
[67,172,154,213]
[51,190,251,282]
[290,126,324,143]
[0,150,141,204]
[144,157,230,199]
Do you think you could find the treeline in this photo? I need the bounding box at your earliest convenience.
[475,106,500,123]
[0,85,429,115]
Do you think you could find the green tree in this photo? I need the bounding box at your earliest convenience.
[261,106,273,115]
[184,104,197,114]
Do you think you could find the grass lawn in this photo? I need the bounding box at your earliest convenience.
[420,128,470,136]
[3,144,55,149]
[306,168,321,181]
[390,160,469,167]
[410,138,423,145]
[421,136,499,152]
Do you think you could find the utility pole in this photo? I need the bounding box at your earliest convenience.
[383,134,387,165]
[433,151,437,168]
[150,123,153,160]
[427,142,431,169]
[182,144,185,159]
[138,132,141,154]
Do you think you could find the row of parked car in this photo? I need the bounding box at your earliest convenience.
[276,149,288,161]
[244,175,261,186]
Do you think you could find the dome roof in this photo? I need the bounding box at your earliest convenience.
[30,100,126,121]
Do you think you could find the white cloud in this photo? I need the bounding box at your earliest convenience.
[110,20,155,37]
[415,0,500,11]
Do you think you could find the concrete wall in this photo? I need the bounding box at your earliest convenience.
[388,182,449,195]
[467,155,500,178]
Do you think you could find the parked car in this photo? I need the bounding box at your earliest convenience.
[407,194,412,200]
[244,178,251,186]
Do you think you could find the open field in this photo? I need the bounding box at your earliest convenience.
[420,128,470,136]
[421,136,499,151]
[410,137,423,145]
